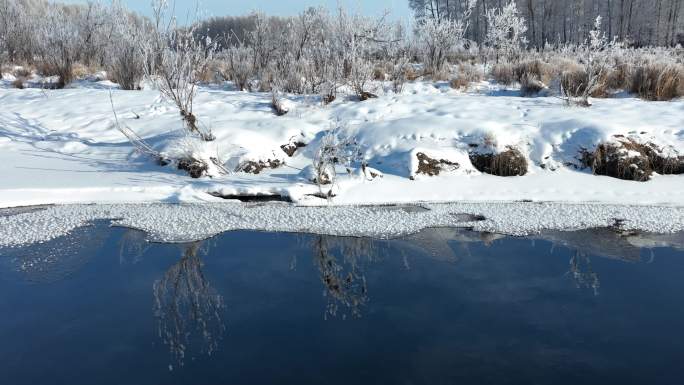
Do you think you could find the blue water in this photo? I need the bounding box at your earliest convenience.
[1,224,683,385]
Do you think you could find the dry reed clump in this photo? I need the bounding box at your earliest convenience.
[604,59,631,91]
[514,59,553,85]
[491,63,515,85]
[560,67,589,97]
[630,63,683,101]
[36,61,72,88]
[582,137,684,182]
[450,64,482,89]
[71,63,91,79]
[469,146,528,177]
[12,78,25,89]
[519,73,546,96]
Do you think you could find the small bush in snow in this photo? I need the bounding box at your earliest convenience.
[311,123,365,197]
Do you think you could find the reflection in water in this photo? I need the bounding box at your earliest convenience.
[153,242,225,367]
[312,236,384,320]
[118,229,151,265]
[568,252,600,295]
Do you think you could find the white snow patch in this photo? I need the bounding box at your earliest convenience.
[1,202,683,248]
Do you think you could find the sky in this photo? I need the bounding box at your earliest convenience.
[60,0,412,22]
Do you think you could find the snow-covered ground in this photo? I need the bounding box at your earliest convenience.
[1,77,683,209]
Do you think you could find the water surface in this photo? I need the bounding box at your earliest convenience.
[1,224,683,385]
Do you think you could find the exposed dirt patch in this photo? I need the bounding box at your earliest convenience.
[359,91,378,101]
[235,159,283,174]
[414,152,460,177]
[281,141,306,157]
[581,137,684,181]
[177,158,209,178]
[469,147,528,177]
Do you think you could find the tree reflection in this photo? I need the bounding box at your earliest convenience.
[118,229,150,265]
[312,236,382,320]
[153,242,225,366]
[568,251,600,296]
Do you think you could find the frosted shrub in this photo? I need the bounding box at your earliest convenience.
[107,5,144,90]
[142,0,216,140]
[311,123,365,197]
[37,4,81,88]
[484,1,528,63]
[222,44,253,91]
[561,17,613,106]
[415,1,474,79]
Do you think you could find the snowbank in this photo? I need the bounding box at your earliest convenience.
[0,80,682,209]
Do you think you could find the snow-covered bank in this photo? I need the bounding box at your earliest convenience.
[1,202,683,248]
[0,80,683,208]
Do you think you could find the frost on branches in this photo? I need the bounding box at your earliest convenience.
[484,1,528,63]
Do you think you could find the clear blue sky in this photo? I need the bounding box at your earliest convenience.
[60,0,412,22]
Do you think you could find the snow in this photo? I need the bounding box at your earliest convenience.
[1,202,683,248]
[0,77,683,212]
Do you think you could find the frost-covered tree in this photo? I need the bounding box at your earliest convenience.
[107,3,145,90]
[37,3,81,87]
[414,0,474,78]
[484,1,528,62]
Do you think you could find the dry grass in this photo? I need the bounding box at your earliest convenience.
[36,61,72,88]
[450,63,482,89]
[491,63,515,85]
[630,63,684,101]
[404,66,419,81]
[470,146,528,177]
[514,59,553,85]
[197,60,220,83]
[372,65,387,81]
[560,67,589,97]
[583,137,684,181]
[519,73,545,96]
[12,78,24,89]
[71,63,91,79]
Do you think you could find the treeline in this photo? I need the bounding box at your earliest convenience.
[1,0,682,105]
[409,0,684,48]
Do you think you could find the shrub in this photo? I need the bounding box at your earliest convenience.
[108,44,144,90]
[491,63,515,85]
